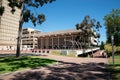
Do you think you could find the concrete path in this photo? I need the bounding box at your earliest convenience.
[0,54,110,80]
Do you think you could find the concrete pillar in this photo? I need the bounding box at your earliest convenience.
[58,36,59,49]
[41,38,43,49]
[52,37,53,49]
[46,37,49,49]
[72,35,73,41]
[72,35,74,49]
[64,35,66,49]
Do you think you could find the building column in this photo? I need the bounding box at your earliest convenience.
[64,35,66,49]
[52,37,53,49]
[46,37,49,49]
[72,35,74,49]
[41,38,42,49]
[58,36,59,49]
[72,35,74,41]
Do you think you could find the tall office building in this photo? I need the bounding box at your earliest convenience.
[0,0,21,50]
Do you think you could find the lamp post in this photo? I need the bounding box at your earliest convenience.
[111,35,114,65]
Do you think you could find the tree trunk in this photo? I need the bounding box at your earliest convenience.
[16,21,22,57]
[16,3,24,57]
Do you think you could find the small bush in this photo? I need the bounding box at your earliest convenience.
[104,44,120,56]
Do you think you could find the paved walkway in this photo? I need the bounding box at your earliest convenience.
[0,54,110,80]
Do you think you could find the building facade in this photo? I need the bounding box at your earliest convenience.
[37,29,98,49]
[21,28,98,50]
[22,28,41,50]
[38,29,79,49]
[0,0,21,50]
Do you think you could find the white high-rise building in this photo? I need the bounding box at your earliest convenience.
[0,0,21,50]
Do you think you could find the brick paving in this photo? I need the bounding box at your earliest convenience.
[0,53,110,80]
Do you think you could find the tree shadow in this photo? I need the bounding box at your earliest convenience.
[0,56,56,73]
[11,61,109,80]
[109,64,120,80]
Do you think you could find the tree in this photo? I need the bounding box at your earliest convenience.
[0,1,5,27]
[100,41,105,50]
[0,0,56,57]
[0,6,4,16]
[104,9,120,46]
[76,16,101,49]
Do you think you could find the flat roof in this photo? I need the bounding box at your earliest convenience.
[37,29,82,37]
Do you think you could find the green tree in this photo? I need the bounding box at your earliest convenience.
[0,1,4,27]
[76,16,101,49]
[104,9,120,46]
[0,6,4,16]
[100,41,105,50]
[0,0,56,57]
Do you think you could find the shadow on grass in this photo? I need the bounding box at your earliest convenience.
[109,64,120,80]
[0,56,56,73]
[10,61,109,80]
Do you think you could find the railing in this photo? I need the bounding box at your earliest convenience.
[76,47,100,55]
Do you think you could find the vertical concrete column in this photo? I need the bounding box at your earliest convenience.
[72,35,73,41]
[64,35,66,49]
[41,38,42,49]
[46,37,48,49]
[52,36,53,49]
[72,35,74,49]
[58,36,59,48]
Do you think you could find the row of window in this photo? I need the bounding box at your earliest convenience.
[0,28,18,35]
[1,17,19,26]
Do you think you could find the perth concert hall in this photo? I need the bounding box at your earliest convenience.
[22,28,98,50]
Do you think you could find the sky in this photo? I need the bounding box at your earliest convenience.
[23,0,120,43]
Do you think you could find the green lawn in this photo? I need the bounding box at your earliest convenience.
[0,56,56,74]
[109,55,120,80]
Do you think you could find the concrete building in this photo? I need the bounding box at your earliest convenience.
[0,0,21,50]
[21,28,98,50]
[37,29,98,49]
[22,28,41,50]
[0,0,98,51]
[36,29,99,56]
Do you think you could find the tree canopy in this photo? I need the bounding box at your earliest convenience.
[0,6,4,16]
[100,41,105,50]
[7,0,55,26]
[104,9,120,46]
[76,16,101,49]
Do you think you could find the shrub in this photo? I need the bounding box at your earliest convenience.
[104,44,120,56]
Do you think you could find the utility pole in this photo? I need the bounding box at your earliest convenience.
[111,35,114,65]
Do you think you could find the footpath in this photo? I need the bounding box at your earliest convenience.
[0,53,110,80]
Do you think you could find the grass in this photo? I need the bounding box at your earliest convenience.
[50,50,77,57]
[0,56,56,74]
[50,51,61,56]
[109,55,120,80]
